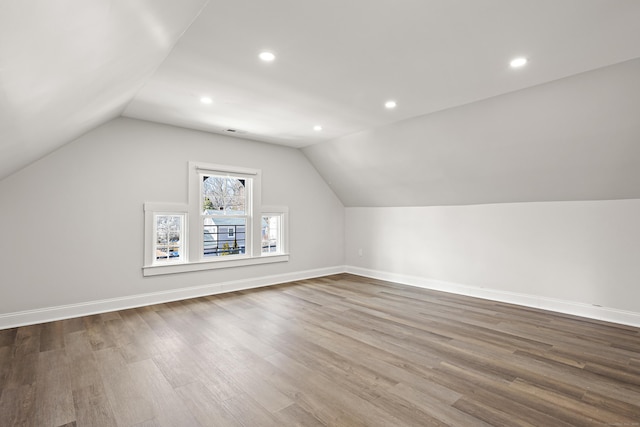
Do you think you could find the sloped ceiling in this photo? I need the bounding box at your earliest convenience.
[303,58,640,206]
[1,0,639,206]
[0,0,209,179]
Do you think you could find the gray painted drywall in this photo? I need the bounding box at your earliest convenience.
[303,58,640,207]
[346,200,640,313]
[0,118,344,314]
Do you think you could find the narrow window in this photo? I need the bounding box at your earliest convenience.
[152,213,186,264]
[261,207,287,255]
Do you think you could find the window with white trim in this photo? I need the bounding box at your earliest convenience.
[143,163,289,276]
[143,203,188,267]
[200,173,250,258]
[155,214,186,262]
[261,207,288,255]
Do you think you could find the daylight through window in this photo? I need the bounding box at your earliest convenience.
[153,213,185,264]
[201,174,250,258]
[143,163,289,276]
[261,214,282,254]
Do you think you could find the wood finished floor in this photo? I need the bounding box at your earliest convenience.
[1,274,640,426]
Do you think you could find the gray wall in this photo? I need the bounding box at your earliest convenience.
[346,200,640,316]
[0,118,344,315]
[302,58,640,324]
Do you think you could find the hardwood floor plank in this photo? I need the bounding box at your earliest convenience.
[64,331,103,391]
[0,328,17,348]
[452,397,537,427]
[386,382,493,426]
[275,403,326,427]
[263,351,407,426]
[60,317,86,335]
[228,366,294,413]
[221,392,282,427]
[33,349,75,427]
[94,347,155,426]
[1,274,639,426]
[72,384,117,427]
[429,363,579,427]
[39,320,65,352]
[0,384,36,427]
[583,361,640,387]
[4,352,38,390]
[13,325,41,357]
[82,315,116,351]
[581,390,640,421]
[175,380,242,427]
[508,378,639,426]
[0,345,12,391]
[127,358,200,426]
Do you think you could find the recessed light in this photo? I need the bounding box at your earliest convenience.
[385,100,397,109]
[313,125,322,131]
[510,57,528,68]
[200,96,213,104]
[259,51,275,62]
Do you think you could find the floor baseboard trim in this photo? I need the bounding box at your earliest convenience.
[346,266,640,328]
[0,265,346,330]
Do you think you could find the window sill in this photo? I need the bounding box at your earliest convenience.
[142,253,289,277]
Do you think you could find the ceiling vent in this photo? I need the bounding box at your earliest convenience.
[225,128,247,134]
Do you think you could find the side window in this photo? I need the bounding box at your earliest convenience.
[155,214,186,262]
[144,203,188,267]
[261,207,288,255]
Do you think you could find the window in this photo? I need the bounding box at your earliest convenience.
[155,214,185,262]
[143,163,289,276]
[200,173,249,258]
[261,207,288,255]
[143,203,188,267]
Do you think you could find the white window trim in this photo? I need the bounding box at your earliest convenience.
[143,202,189,267]
[190,161,261,260]
[142,162,289,277]
[142,253,289,276]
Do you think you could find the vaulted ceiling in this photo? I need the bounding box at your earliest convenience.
[2,0,640,205]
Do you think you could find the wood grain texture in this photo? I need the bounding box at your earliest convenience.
[1,273,639,426]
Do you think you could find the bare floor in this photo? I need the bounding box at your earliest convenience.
[1,274,640,426]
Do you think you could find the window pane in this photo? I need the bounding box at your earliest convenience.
[261,215,280,254]
[203,217,246,257]
[154,214,184,263]
[202,175,246,216]
[156,246,169,260]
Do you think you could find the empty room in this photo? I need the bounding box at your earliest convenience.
[1,1,640,426]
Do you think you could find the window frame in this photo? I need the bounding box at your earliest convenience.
[143,203,189,267]
[261,206,289,256]
[199,172,251,260]
[142,162,289,277]
[191,163,260,262]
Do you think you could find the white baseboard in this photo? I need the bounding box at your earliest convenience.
[0,266,345,330]
[346,266,640,328]
[5,265,639,330]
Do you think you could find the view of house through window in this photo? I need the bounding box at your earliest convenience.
[201,175,248,257]
[154,214,185,263]
[144,163,289,276]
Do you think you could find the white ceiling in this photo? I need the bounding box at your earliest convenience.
[2,0,640,181]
